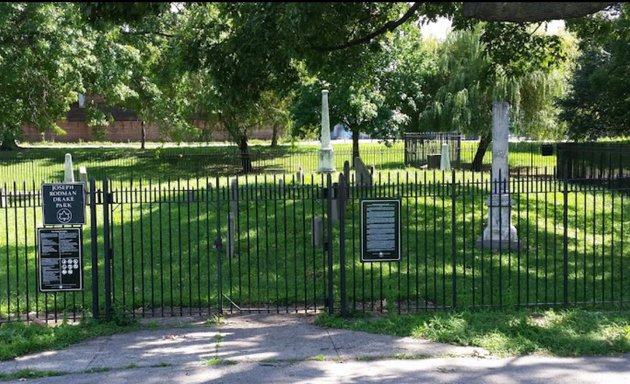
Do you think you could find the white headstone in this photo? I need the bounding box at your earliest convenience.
[79,166,88,199]
[317,89,336,173]
[440,143,451,171]
[64,153,75,182]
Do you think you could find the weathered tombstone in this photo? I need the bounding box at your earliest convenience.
[79,166,89,204]
[64,153,75,182]
[230,179,238,201]
[329,182,339,222]
[79,167,88,189]
[354,157,373,187]
[0,188,5,208]
[278,178,285,196]
[312,216,323,247]
[343,160,351,198]
[343,160,350,177]
[229,179,238,221]
[477,101,520,251]
[440,143,451,171]
[296,166,304,184]
[227,212,235,258]
[427,154,441,169]
[317,89,336,173]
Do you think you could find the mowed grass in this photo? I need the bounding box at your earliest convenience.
[0,171,627,320]
[0,318,138,362]
[315,308,630,357]
[0,141,557,185]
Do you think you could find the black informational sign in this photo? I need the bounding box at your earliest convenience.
[42,183,85,225]
[360,199,401,262]
[38,228,83,292]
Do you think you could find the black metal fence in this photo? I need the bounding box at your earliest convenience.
[557,142,630,182]
[1,170,628,323]
[403,131,462,169]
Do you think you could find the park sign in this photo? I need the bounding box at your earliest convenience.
[360,199,401,262]
[38,228,83,292]
[42,183,85,225]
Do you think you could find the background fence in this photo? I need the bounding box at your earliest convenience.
[557,142,630,181]
[0,141,567,184]
[1,170,628,323]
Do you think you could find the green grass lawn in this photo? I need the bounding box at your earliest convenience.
[0,141,557,186]
[315,308,630,357]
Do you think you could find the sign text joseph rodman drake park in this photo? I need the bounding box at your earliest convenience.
[42,182,85,225]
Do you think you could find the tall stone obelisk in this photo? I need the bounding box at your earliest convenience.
[478,101,520,250]
[317,89,336,173]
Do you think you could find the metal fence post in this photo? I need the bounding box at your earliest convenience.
[89,178,99,320]
[451,170,457,308]
[338,172,347,316]
[215,176,223,314]
[326,173,334,314]
[563,162,569,306]
[102,178,112,320]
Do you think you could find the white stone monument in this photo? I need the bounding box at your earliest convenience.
[317,90,336,173]
[64,153,75,182]
[440,143,451,171]
[478,102,520,251]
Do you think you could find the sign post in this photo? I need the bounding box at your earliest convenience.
[360,199,401,262]
[38,228,83,292]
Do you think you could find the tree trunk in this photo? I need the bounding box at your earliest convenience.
[471,133,491,172]
[270,125,278,147]
[239,133,253,174]
[351,129,360,167]
[0,130,19,151]
[140,121,146,150]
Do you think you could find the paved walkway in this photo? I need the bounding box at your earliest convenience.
[1,313,629,383]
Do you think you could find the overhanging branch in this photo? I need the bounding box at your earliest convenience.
[312,2,422,52]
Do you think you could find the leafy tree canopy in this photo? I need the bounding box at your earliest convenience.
[559,3,630,140]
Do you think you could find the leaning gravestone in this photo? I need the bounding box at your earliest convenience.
[354,157,373,187]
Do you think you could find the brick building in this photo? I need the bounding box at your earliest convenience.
[21,100,274,143]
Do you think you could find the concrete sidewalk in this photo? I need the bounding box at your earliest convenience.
[1,313,629,383]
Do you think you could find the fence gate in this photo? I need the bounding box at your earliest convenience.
[92,175,337,320]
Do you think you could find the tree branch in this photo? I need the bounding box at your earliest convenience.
[121,30,175,38]
[312,2,422,52]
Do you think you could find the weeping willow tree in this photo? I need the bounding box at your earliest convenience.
[419,25,575,170]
